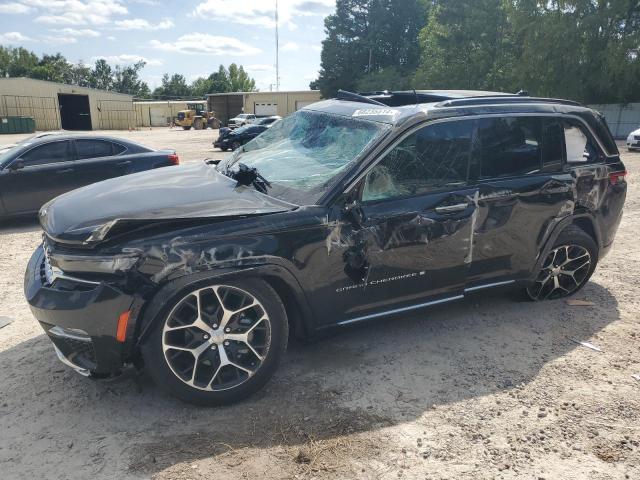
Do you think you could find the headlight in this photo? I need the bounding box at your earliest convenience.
[50,252,140,274]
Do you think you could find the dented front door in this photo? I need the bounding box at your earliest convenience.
[319,118,478,323]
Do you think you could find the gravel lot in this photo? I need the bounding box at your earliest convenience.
[0,129,638,480]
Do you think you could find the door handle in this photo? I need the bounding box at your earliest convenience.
[435,203,469,214]
[56,168,74,174]
[116,160,131,166]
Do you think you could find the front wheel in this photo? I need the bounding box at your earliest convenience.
[182,126,191,130]
[231,141,241,151]
[526,225,598,301]
[141,278,288,406]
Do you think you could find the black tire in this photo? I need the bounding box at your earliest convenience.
[526,224,598,301]
[220,147,228,152]
[231,141,241,151]
[182,126,191,130]
[141,277,288,406]
[194,119,203,130]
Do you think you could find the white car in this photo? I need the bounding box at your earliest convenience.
[228,113,256,128]
[627,127,640,151]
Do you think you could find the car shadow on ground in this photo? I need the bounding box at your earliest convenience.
[0,216,40,234]
[0,281,619,478]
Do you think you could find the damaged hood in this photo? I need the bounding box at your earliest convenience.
[40,162,296,244]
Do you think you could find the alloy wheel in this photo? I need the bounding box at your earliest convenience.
[526,245,592,300]
[162,285,271,391]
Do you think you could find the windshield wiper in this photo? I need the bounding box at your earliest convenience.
[231,163,272,194]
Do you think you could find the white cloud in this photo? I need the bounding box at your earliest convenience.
[311,45,322,52]
[42,35,78,44]
[50,28,101,37]
[281,41,299,52]
[0,3,33,14]
[92,54,163,66]
[245,64,276,73]
[28,0,128,26]
[114,18,174,30]
[0,31,32,43]
[192,0,335,29]
[150,34,261,56]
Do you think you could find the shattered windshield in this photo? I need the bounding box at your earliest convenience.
[218,110,390,204]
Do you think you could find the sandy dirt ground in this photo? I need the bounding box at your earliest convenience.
[0,129,639,480]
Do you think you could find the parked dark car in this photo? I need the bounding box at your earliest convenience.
[25,90,626,406]
[214,117,281,152]
[255,115,282,126]
[0,134,178,218]
[214,124,268,151]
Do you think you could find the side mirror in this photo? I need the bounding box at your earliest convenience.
[342,199,366,227]
[8,159,25,171]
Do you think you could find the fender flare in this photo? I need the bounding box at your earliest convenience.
[531,213,600,282]
[131,263,315,348]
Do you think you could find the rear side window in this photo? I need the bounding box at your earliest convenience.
[362,120,473,202]
[20,141,70,166]
[564,121,601,164]
[75,139,123,159]
[477,117,542,178]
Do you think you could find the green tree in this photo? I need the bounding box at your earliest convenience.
[314,0,427,97]
[208,65,232,93]
[190,77,212,97]
[112,61,150,97]
[153,73,192,98]
[227,64,256,92]
[509,1,640,103]
[413,0,517,92]
[90,59,113,90]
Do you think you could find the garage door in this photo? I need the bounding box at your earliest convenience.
[295,101,316,110]
[150,107,168,127]
[255,103,278,116]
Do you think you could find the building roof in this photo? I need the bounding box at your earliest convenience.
[133,100,206,105]
[206,90,321,97]
[0,77,134,98]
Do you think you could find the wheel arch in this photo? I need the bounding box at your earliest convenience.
[132,264,315,350]
[532,213,600,282]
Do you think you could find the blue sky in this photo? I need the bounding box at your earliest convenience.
[0,0,335,91]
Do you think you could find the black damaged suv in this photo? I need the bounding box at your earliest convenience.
[25,90,626,405]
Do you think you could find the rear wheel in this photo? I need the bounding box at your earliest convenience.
[526,225,598,301]
[141,278,288,406]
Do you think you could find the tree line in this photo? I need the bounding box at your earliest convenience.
[0,46,257,99]
[313,0,640,104]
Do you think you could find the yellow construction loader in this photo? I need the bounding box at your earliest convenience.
[174,103,221,130]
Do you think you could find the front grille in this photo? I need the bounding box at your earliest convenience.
[635,135,640,140]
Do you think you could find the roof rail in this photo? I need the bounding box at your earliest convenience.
[336,89,387,106]
[435,96,581,108]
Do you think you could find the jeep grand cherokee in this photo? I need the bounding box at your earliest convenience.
[25,90,626,405]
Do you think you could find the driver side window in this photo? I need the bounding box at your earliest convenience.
[362,120,473,202]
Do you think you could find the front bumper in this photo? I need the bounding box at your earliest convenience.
[24,245,135,375]
[214,137,233,149]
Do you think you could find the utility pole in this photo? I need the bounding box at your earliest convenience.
[275,0,280,91]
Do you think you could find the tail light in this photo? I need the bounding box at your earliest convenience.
[168,153,179,165]
[609,170,626,185]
